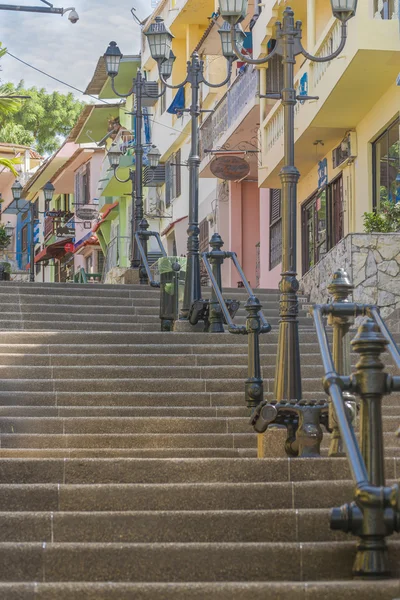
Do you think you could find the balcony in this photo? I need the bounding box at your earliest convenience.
[259,1,400,188]
[199,65,260,179]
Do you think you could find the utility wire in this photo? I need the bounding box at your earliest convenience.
[6,51,119,105]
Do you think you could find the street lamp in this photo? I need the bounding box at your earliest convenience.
[145,17,241,324]
[4,222,14,238]
[11,180,22,204]
[43,181,55,203]
[147,146,161,170]
[104,40,166,284]
[218,3,357,403]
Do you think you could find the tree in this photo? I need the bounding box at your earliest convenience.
[0,81,84,155]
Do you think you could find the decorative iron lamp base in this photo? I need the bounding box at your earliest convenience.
[250,400,329,458]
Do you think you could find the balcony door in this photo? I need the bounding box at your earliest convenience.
[302,174,344,274]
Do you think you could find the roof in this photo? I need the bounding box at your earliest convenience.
[85,55,141,100]
[0,143,43,160]
[68,103,121,145]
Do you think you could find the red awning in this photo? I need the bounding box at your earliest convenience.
[34,238,73,263]
[92,201,119,233]
[161,215,187,237]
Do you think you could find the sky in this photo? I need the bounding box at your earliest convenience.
[0,0,151,98]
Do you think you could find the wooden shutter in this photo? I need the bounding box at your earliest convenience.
[269,189,282,270]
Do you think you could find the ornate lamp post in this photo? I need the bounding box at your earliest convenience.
[144,17,245,323]
[104,41,163,283]
[106,141,161,284]
[217,0,357,401]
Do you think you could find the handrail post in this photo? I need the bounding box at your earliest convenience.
[327,269,356,456]
[138,218,150,285]
[208,233,225,334]
[244,295,264,412]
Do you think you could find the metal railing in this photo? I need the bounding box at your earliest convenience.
[200,66,258,160]
[74,267,102,283]
[189,233,271,412]
[134,227,166,287]
[309,269,400,578]
[101,236,130,282]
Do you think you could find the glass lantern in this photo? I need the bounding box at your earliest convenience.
[108,144,122,168]
[218,0,248,24]
[218,22,246,59]
[160,51,176,80]
[144,17,174,62]
[331,0,358,21]
[104,41,123,77]
[147,146,161,169]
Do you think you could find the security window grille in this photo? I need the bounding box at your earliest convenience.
[199,217,210,286]
[301,174,344,274]
[269,189,282,270]
[372,117,399,209]
[175,149,182,197]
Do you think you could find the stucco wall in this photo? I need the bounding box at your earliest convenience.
[300,233,400,318]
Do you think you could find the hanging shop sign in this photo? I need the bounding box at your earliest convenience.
[64,243,74,253]
[318,158,328,189]
[210,155,250,181]
[76,206,99,221]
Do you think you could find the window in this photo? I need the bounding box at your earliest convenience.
[21,225,28,252]
[165,150,182,207]
[266,41,284,95]
[74,162,91,207]
[374,0,397,18]
[372,117,399,209]
[301,175,344,274]
[269,189,282,270]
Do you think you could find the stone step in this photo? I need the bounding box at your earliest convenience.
[0,448,257,459]
[0,457,396,484]
[0,581,398,600]
[0,364,327,380]
[0,331,329,345]
[0,390,329,407]
[0,432,255,449]
[0,540,398,582]
[0,303,139,315]
[0,341,327,355]
[0,376,326,393]
[0,414,398,435]
[0,321,161,332]
[0,508,389,544]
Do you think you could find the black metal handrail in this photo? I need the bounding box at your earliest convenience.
[190,232,271,412]
[134,223,167,288]
[309,270,400,579]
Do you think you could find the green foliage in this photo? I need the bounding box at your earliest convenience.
[363,200,400,233]
[0,81,84,155]
[0,224,11,249]
[0,261,11,274]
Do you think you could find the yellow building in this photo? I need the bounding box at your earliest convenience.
[253,0,399,283]
[142,0,233,262]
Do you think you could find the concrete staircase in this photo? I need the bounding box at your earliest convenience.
[0,282,398,599]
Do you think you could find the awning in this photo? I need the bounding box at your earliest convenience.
[34,238,73,263]
[92,201,119,233]
[161,215,187,237]
[74,232,100,253]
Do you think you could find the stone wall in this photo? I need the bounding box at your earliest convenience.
[300,233,400,318]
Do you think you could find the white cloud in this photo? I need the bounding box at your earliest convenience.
[0,0,151,98]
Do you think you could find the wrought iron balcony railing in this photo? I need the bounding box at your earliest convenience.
[200,66,258,160]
